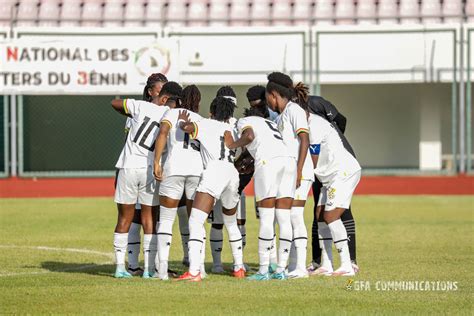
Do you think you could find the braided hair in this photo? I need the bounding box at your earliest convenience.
[210,96,236,122]
[266,72,309,111]
[180,85,201,113]
[142,73,168,102]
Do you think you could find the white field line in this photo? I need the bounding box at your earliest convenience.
[0,245,114,277]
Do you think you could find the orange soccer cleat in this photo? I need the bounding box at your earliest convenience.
[176,271,202,282]
[233,268,246,279]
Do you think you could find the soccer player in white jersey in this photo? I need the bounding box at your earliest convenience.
[152,85,203,280]
[224,103,296,280]
[110,81,181,278]
[266,72,315,279]
[208,86,249,274]
[308,113,361,276]
[125,73,168,276]
[176,96,244,282]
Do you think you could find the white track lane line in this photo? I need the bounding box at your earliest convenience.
[0,245,114,277]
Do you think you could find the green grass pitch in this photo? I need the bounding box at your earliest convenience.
[0,196,472,315]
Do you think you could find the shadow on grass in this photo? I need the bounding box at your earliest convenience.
[40,261,258,277]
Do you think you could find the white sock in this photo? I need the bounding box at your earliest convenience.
[143,234,157,274]
[238,224,246,249]
[127,223,141,270]
[223,212,243,270]
[177,206,189,261]
[291,206,308,272]
[157,206,177,275]
[258,207,275,274]
[201,233,206,274]
[288,242,297,272]
[328,219,352,270]
[318,221,333,269]
[275,208,292,273]
[188,208,208,275]
[113,232,128,271]
[210,226,223,266]
[269,216,278,265]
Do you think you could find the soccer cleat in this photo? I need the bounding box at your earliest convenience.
[268,263,278,274]
[352,262,359,274]
[247,272,270,281]
[311,266,334,276]
[176,271,202,282]
[306,262,320,274]
[331,267,355,276]
[114,270,133,279]
[142,271,153,279]
[127,267,144,276]
[243,263,250,272]
[287,269,309,279]
[211,265,225,274]
[233,268,246,279]
[270,271,288,280]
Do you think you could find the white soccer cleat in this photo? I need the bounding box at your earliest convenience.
[287,269,309,279]
[312,266,334,276]
[352,262,359,274]
[331,266,355,276]
[211,264,225,274]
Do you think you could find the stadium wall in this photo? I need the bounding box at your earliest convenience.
[1,25,473,177]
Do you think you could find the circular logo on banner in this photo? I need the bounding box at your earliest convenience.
[134,44,171,76]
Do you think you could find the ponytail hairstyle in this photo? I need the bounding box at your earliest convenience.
[266,72,309,111]
[142,73,168,102]
[180,85,201,113]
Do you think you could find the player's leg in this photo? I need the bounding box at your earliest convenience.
[288,180,312,279]
[127,205,143,276]
[324,171,361,276]
[114,203,135,278]
[308,179,323,273]
[237,193,248,270]
[209,200,224,273]
[185,176,207,278]
[341,206,358,272]
[312,188,334,276]
[177,195,189,266]
[220,169,244,278]
[177,191,214,281]
[271,157,297,280]
[113,168,140,278]
[138,167,160,278]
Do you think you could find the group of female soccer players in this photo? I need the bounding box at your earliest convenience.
[111,71,361,281]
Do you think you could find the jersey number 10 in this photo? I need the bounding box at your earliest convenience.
[133,116,160,151]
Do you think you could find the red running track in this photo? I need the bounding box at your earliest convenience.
[0,176,473,198]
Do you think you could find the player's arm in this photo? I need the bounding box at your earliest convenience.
[296,131,310,188]
[111,99,131,117]
[224,127,254,150]
[153,122,171,181]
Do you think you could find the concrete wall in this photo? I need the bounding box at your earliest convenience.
[197,83,460,170]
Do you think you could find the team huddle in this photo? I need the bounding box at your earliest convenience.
[111,71,361,281]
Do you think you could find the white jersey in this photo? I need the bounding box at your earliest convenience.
[190,118,236,168]
[308,113,361,184]
[275,101,314,181]
[115,99,169,169]
[236,116,290,167]
[160,108,203,177]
